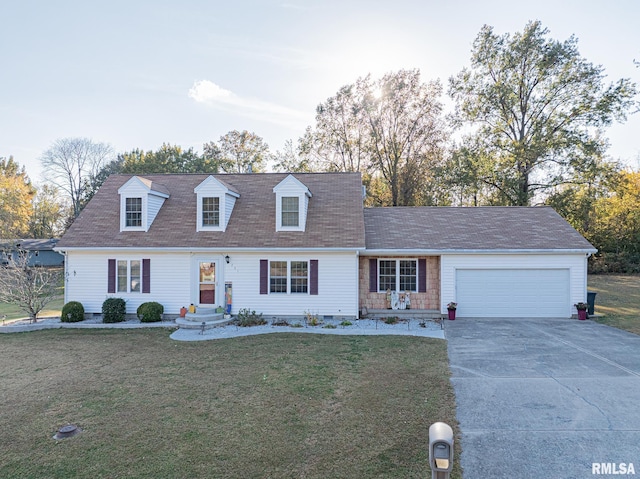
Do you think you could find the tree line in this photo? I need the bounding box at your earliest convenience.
[2,21,638,271]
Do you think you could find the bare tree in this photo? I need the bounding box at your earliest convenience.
[40,138,114,217]
[0,246,62,322]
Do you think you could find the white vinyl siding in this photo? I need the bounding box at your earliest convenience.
[64,250,358,318]
[65,252,191,314]
[441,254,588,318]
[237,252,358,317]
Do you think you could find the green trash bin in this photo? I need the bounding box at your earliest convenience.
[587,291,597,315]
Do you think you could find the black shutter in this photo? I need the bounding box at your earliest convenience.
[369,258,377,292]
[310,260,318,295]
[142,258,151,293]
[108,259,116,293]
[418,258,427,293]
[260,260,268,294]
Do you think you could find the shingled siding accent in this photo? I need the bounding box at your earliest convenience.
[359,256,440,310]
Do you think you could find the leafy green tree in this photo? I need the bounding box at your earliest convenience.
[28,184,69,238]
[449,21,637,206]
[588,171,640,272]
[204,130,271,173]
[120,144,207,174]
[40,138,114,217]
[0,156,35,237]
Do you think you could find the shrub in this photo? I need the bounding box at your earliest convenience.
[384,316,399,324]
[61,301,85,323]
[340,320,353,327]
[137,302,164,323]
[305,311,321,326]
[236,308,266,327]
[102,298,126,323]
[323,324,337,329]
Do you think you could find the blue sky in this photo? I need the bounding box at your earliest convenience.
[1,0,639,183]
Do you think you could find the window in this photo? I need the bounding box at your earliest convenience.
[125,197,142,227]
[399,260,417,291]
[268,260,309,294]
[281,197,299,227]
[117,260,141,293]
[379,260,396,292]
[378,259,418,292]
[290,261,308,293]
[270,261,288,293]
[202,197,220,227]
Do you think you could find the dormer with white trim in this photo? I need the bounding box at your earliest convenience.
[194,175,240,232]
[273,174,312,232]
[118,176,170,232]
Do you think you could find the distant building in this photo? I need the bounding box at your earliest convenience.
[1,239,64,267]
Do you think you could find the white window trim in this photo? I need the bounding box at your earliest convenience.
[269,260,309,294]
[275,194,304,232]
[198,196,223,231]
[117,259,142,294]
[377,258,418,293]
[121,196,146,231]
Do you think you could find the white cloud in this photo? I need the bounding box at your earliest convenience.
[188,79,310,129]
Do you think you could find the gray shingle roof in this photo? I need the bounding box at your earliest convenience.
[57,173,366,249]
[364,206,596,252]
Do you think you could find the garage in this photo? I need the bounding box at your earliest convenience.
[455,268,570,318]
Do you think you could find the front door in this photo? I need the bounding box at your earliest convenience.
[198,261,218,306]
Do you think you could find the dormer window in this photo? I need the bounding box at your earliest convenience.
[202,197,220,227]
[273,174,311,232]
[194,176,240,232]
[125,198,143,227]
[118,176,170,232]
[281,197,299,227]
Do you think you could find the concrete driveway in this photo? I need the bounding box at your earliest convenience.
[445,318,640,478]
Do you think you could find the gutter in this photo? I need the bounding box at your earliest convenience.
[360,248,598,255]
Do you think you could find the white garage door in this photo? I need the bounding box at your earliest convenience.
[455,269,570,318]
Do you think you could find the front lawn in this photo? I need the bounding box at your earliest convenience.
[0,329,461,479]
[588,274,640,335]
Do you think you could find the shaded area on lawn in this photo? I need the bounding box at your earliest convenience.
[589,274,640,335]
[0,329,461,479]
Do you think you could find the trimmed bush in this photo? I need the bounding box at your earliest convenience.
[102,298,126,323]
[61,301,85,323]
[137,302,164,323]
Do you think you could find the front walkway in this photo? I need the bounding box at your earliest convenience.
[446,317,640,478]
[1,316,445,340]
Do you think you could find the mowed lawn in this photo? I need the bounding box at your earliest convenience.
[589,274,640,335]
[0,329,461,479]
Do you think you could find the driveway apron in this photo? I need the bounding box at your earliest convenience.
[446,318,640,478]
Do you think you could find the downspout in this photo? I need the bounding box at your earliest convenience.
[61,250,68,305]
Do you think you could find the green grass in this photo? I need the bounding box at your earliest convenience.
[588,274,640,335]
[0,329,461,479]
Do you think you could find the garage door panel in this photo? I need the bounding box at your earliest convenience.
[456,269,569,318]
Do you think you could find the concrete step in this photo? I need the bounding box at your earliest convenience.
[175,316,233,330]
[184,309,224,322]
